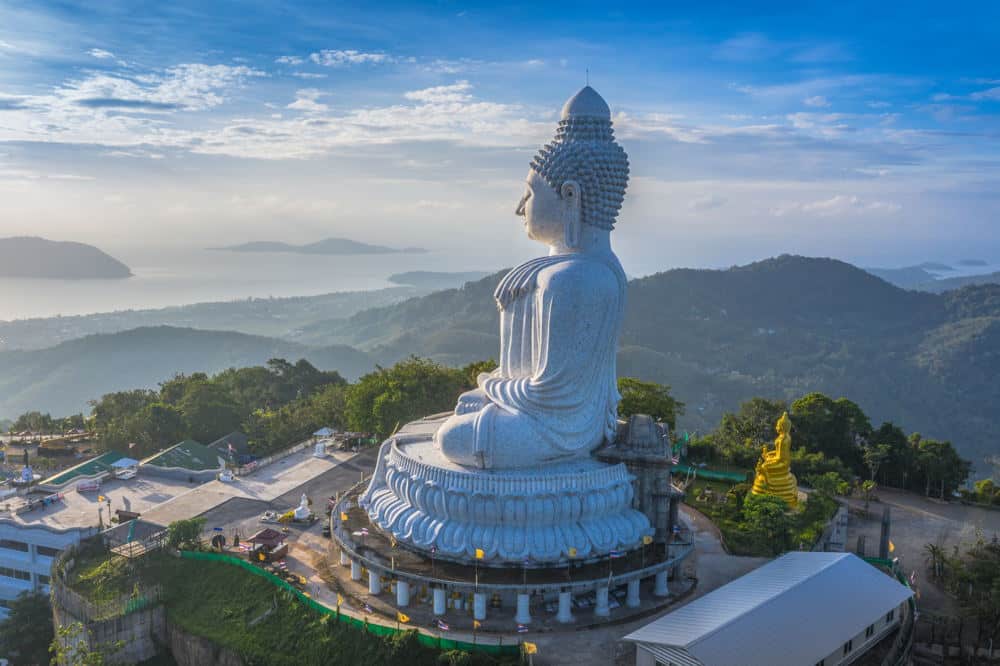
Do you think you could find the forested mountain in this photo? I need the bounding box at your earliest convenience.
[314,255,999,467]
[0,327,373,418]
[2,256,997,469]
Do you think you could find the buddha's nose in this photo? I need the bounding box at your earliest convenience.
[515,195,527,217]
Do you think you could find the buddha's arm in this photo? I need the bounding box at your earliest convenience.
[480,264,616,413]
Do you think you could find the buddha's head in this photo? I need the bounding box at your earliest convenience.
[516,86,630,250]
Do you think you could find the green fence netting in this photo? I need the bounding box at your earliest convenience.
[673,463,750,484]
[179,550,519,656]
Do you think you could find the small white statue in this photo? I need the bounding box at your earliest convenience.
[313,441,326,458]
[293,493,311,520]
[435,86,629,470]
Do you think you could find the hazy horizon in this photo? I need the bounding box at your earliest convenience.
[2,1,999,294]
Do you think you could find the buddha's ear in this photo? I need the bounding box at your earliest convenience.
[561,180,582,248]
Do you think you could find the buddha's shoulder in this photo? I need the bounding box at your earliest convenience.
[538,255,622,289]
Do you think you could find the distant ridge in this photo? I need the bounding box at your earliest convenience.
[0,236,131,279]
[211,237,427,255]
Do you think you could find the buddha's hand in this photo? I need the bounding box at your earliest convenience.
[455,388,489,415]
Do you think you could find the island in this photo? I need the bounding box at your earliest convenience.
[210,237,427,255]
[0,237,132,279]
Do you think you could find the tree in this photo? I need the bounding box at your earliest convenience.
[344,358,467,436]
[741,493,792,555]
[616,377,684,430]
[791,392,871,472]
[49,622,123,666]
[871,421,912,488]
[711,398,787,467]
[12,411,56,434]
[912,434,971,499]
[861,479,876,518]
[809,471,848,498]
[862,443,891,481]
[166,517,207,549]
[0,591,53,664]
[177,380,242,443]
[134,402,185,456]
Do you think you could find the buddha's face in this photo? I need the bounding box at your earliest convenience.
[516,169,565,245]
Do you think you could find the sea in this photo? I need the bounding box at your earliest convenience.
[1,246,996,322]
[0,245,497,321]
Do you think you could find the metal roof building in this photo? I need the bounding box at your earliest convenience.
[624,551,913,666]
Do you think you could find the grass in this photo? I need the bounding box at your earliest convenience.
[69,550,514,666]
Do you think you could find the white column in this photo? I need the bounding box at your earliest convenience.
[594,585,610,617]
[626,579,641,608]
[556,590,574,623]
[396,580,410,607]
[473,592,487,621]
[653,570,669,597]
[368,572,382,595]
[350,560,362,581]
[515,593,531,625]
[433,588,447,616]
[340,550,350,566]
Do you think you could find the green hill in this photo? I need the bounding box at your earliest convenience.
[311,255,999,468]
[0,326,373,418]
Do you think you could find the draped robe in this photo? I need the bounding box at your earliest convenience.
[436,250,627,469]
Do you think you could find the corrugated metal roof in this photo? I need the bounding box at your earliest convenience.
[624,552,913,666]
[637,643,705,666]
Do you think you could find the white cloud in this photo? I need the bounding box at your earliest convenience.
[88,48,115,59]
[688,194,727,211]
[275,55,303,65]
[771,194,901,217]
[970,86,1000,101]
[292,72,327,79]
[404,81,473,104]
[803,95,829,108]
[867,101,891,109]
[286,88,328,114]
[309,49,392,67]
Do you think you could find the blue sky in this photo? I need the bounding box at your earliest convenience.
[1,1,998,272]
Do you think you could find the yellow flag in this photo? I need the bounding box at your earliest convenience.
[98,495,105,502]
[642,535,653,545]
[568,547,577,557]
[889,540,896,553]
[475,548,485,560]
[258,552,266,562]
[523,642,538,654]
[340,511,348,521]
[473,619,482,630]
[337,594,344,607]
[397,611,410,623]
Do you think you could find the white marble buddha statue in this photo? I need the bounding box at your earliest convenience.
[435,86,630,470]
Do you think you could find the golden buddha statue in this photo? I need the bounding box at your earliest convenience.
[751,412,798,507]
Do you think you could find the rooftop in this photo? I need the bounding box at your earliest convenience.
[40,450,125,487]
[624,551,913,666]
[2,474,196,533]
[143,439,222,471]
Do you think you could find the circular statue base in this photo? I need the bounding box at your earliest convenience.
[360,416,651,566]
[333,482,695,630]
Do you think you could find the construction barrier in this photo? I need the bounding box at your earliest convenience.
[179,550,519,657]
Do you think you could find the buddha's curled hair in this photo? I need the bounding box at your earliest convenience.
[530,116,630,231]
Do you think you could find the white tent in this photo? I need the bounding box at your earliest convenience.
[110,457,139,468]
[313,427,336,437]
[625,552,913,666]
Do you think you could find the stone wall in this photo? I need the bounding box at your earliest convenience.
[51,597,165,664]
[163,620,244,666]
